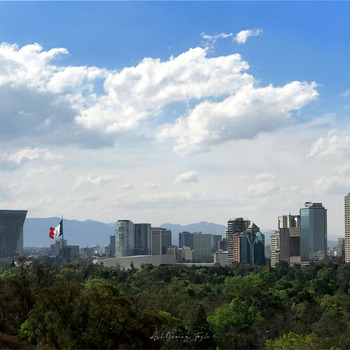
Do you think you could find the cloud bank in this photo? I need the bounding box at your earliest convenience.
[0,41,317,155]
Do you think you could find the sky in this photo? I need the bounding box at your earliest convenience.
[0,1,350,238]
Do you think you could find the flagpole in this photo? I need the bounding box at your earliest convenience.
[61,215,65,262]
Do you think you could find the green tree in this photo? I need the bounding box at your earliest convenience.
[207,297,263,349]
[265,331,328,350]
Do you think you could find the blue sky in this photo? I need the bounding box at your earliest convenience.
[0,1,350,239]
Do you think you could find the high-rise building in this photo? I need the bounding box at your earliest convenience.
[226,217,251,265]
[211,234,222,253]
[270,231,280,268]
[109,234,116,257]
[337,237,345,261]
[161,228,172,254]
[239,223,265,266]
[151,227,172,255]
[115,220,135,258]
[232,232,242,263]
[345,194,350,263]
[179,231,194,250]
[134,223,152,255]
[300,202,327,264]
[193,232,212,261]
[279,214,300,265]
[0,210,27,258]
[227,217,251,235]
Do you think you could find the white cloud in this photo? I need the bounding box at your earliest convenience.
[1,147,62,164]
[141,190,199,203]
[121,183,133,191]
[73,174,118,188]
[175,171,198,184]
[0,42,317,157]
[143,182,159,189]
[201,32,233,49]
[159,81,318,154]
[201,32,233,41]
[246,173,280,196]
[313,165,350,194]
[76,47,253,133]
[234,29,263,44]
[0,42,108,147]
[308,130,350,158]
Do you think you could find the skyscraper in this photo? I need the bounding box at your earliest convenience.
[226,217,251,265]
[239,223,265,266]
[151,227,172,255]
[300,202,327,264]
[193,232,212,261]
[179,231,194,250]
[115,220,135,258]
[345,194,350,263]
[0,210,27,258]
[134,223,152,255]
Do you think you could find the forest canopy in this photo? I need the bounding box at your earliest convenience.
[0,258,349,349]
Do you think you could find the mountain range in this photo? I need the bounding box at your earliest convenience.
[23,218,226,248]
[23,217,339,248]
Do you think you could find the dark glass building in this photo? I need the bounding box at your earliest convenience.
[300,202,327,264]
[0,210,27,258]
[134,223,151,255]
[227,217,251,235]
[239,223,265,266]
[179,231,194,250]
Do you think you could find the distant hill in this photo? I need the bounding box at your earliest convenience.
[160,221,226,246]
[24,218,114,248]
[23,218,226,248]
[23,217,340,249]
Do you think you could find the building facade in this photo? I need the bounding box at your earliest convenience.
[337,237,345,261]
[0,210,27,258]
[115,220,135,258]
[239,223,265,266]
[193,232,213,261]
[300,202,327,264]
[151,227,172,255]
[345,194,350,263]
[226,217,251,265]
[179,231,194,250]
[134,223,152,255]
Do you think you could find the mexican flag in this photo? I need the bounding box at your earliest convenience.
[49,219,63,239]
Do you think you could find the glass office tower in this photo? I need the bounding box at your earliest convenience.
[0,210,27,258]
[300,202,327,264]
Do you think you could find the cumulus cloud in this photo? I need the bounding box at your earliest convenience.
[313,165,350,194]
[234,29,263,44]
[73,174,118,188]
[0,41,317,155]
[308,130,350,158]
[76,47,253,132]
[246,173,279,196]
[174,171,198,184]
[0,42,107,146]
[141,190,198,203]
[0,147,62,165]
[159,81,318,154]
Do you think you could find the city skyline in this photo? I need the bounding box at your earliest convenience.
[1,2,350,237]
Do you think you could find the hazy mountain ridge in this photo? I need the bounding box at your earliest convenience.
[24,217,115,248]
[160,221,226,246]
[23,218,340,248]
[24,218,226,248]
